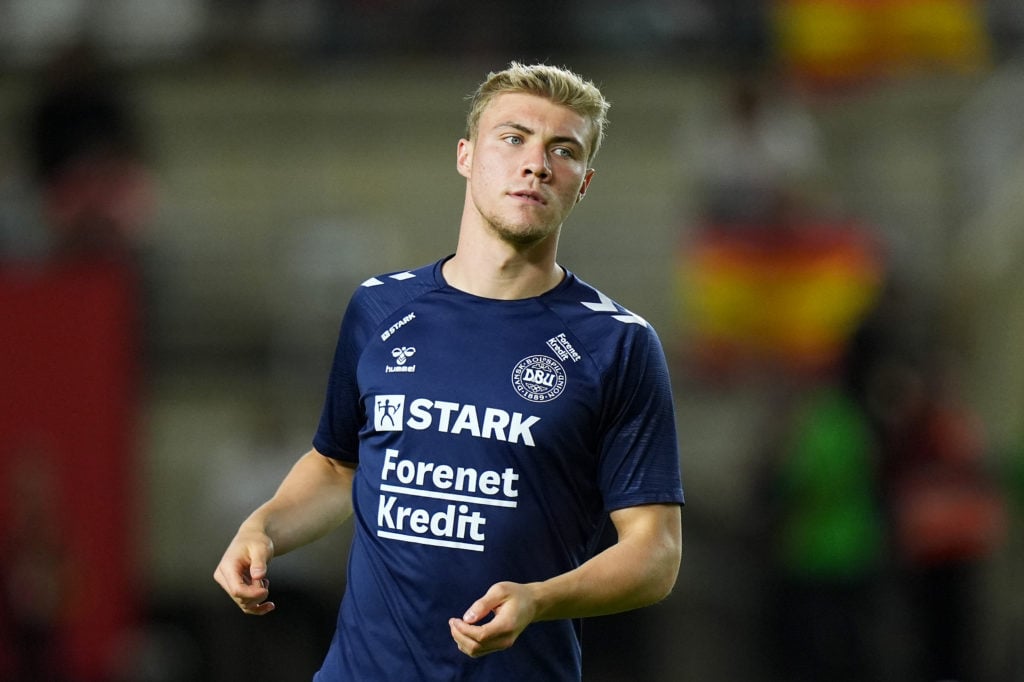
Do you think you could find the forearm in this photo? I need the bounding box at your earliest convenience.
[449,504,681,657]
[529,504,682,621]
[241,449,356,557]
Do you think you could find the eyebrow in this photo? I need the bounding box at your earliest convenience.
[495,121,585,151]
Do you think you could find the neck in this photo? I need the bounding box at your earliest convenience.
[443,234,563,300]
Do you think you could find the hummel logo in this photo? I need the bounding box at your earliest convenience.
[392,346,416,365]
[581,292,648,327]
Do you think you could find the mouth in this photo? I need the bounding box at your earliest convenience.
[510,190,546,205]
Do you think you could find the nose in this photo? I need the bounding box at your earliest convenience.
[522,146,551,180]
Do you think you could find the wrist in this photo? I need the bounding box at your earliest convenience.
[238,515,275,550]
[525,580,557,622]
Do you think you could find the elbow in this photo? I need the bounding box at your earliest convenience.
[657,514,683,599]
[615,503,683,608]
[655,551,682,604]
[654,569,679,604]
[642,537,682,606]
[634,566,677,608]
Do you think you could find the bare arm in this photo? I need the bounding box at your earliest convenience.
[213,448,356,615]
[449,503,682,656]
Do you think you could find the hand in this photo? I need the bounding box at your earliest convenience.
[213,527,276,616]
[448,581,538,658]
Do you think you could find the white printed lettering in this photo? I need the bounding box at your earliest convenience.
[479,470,500,495]
[523,368,556,387]
[380,312,416,341]
[406,398,433,430]
[508,413,541,447]
[377,498,487,542]
[481,408,509,441]
[381,449,519,500]
[377,450,521,552]
[451,404,481,437]
[374,395,540,446]
[433,400,459,432]
[433,464,454,489]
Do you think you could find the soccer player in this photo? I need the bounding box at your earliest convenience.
[214,62,685,681]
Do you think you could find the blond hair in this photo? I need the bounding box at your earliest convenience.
[465,62,610,165]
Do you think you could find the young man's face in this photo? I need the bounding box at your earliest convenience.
[457,92,595,247]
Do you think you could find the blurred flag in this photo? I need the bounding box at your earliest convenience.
[773,0,991,90]
[676,221,884,378]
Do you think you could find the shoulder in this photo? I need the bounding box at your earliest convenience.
[356,260,440,300]
[337,260,445,347]
[542,271,664,372]
[348,261,443,318]
[549,272,655,340]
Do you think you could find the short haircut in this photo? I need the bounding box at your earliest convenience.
[465,62,610,166]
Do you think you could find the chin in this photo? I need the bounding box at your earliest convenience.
[491,221,557,247]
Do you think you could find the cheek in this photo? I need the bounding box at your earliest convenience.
[467,166,500,210]
[560,177,587,203]
[470,157,506,191]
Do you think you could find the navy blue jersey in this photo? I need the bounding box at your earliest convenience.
[312,257,684,681]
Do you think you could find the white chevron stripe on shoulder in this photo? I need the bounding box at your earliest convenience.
[581,291,618,313]
[612,312,648,327]
[581,292,648,327]
[362,272,416,287]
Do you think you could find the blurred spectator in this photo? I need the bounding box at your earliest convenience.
[2,40,150,682]
[673,69,883,383]
[756,357,886,682]
[687,71,826,230]
[876,351,1006,680]
[848,281,1008,680]
[27,41,154,260]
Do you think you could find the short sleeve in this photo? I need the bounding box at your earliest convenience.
[313,292,373,462]
[596,326,685,510]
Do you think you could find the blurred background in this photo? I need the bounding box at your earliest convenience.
[1,1,1022,680]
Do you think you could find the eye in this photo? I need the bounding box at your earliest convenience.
[504,135,523,145]
[552,147,576,160]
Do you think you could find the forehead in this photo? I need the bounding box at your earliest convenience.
[479,92,591,141]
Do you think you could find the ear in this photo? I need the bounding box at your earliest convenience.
[576,169,595,203]
[456,138,473,179]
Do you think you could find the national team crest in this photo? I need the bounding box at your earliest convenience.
[511,355,566,403]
